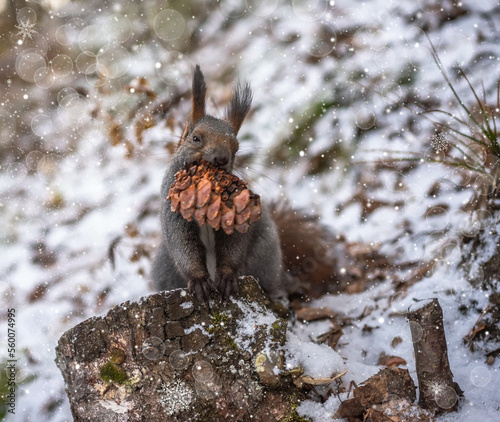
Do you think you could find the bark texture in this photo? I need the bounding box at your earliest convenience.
[407,298,463,414]
[55,276,305,421]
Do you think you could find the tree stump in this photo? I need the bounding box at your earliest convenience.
[407,298,463,414]
[55,276,306,421]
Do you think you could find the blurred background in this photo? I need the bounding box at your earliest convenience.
[1,0,500,420]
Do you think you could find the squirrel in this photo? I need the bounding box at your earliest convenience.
[152,66,340,303]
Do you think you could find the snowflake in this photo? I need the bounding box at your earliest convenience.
[157,379,194,416]
[426,380,458,409]
[427,380,446,398]
[15,19,37,42]
[430,132,449,152]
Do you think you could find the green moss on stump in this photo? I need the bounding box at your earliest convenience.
[208,310,239,351]
[208,311,231,333]
[99,362,127,385]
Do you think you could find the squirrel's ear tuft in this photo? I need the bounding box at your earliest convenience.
[191,65,206,125]
[226,81,252,135]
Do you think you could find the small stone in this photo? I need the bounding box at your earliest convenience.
[254,352,282,387]
[109,347,126,364]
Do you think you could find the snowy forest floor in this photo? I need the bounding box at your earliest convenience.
[1,0,500,421]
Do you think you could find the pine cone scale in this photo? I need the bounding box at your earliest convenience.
[207,195,222,220]
[194,206,207,225]
[234,189,250,213]
[196,178,212,208]
[179,184,196,210]
[220,202,235,234]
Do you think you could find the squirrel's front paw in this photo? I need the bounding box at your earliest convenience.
[187,276,216,303]
[215,267,238,300]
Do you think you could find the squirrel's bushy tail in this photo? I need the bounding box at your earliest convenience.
[269,202,345,299]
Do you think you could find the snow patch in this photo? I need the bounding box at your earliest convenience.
[285,331,345,379]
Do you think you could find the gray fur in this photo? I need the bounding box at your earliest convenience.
[226,82,253,135]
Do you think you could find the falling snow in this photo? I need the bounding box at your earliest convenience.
[157,380,194,416]
[430,132,450,152]
[14,19,37,41]
[1,1,500,421]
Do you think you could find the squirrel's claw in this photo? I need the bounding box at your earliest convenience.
[188,277,215,303]
[215,268,238,301]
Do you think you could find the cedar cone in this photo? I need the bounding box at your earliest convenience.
[167,160,261,234]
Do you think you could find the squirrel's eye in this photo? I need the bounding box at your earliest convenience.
[192,135,201,143]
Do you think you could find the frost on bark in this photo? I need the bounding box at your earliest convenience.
[407,298,463,415]
[55,276,305,422]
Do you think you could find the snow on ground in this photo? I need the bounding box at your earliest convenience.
[1,0,500,420]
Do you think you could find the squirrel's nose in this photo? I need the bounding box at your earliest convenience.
[207,146,230,168]
[213,154,229,167]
